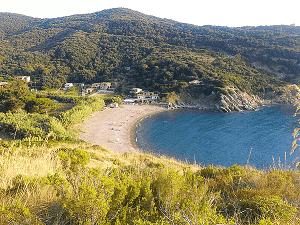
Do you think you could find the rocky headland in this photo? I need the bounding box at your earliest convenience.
[168,84,300,112]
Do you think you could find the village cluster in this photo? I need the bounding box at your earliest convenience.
[1,76,160,105]
[65,82,159,104]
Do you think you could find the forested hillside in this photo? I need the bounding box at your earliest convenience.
[1,8,300,99]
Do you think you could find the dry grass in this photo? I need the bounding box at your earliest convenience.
[1,140,299,224]
[0,141,202,224]
[0,146,57,189]
[0,141,199,190]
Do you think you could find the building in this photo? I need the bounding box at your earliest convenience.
[99,82,112,90]
[91,83,101,89]
[130,88,143,94]
[92,82,112,90]
[64,83,73,90]
[16,76,30,82]
[189,80,202,85]
[136,91,159,103]
[74,83,85,88]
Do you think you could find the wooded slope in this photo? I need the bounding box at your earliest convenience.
[1,8,299,96]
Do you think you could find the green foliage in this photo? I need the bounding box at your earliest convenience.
[0,174,46,224]
[1,145,299,224]
[102,95,122,106]
[0,81,58,114]
[199,165,299,224]
[0,88,112,141]
[160,91,179,104]
[45,147,234,224]
[24,97,57,114]
[6,174,48,196]
[36,87,85,104]
[65,86,80,96]
[0,111,72,140]
[0,199,43,224]
[47,148,115,224]
[59,97,105,127]
[0,80,30,113]
[239,196,297,224]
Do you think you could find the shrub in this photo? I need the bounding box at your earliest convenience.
[238,196,297,224]
[59,98,105,127]
[7,174,42,195]
[201,165,300,224]
[47,148,115,224]
[0,111,72,141]
[46,148,235,224]
[0,200,43,224]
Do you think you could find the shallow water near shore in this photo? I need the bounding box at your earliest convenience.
[135,104,300,169]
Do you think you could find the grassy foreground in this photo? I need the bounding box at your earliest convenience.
[0,139,299,225]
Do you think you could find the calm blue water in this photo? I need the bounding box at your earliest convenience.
[135,105,300,169]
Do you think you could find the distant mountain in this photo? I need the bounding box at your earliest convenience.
[1,8,300,106]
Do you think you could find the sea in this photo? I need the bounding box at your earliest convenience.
[135,104,300,169]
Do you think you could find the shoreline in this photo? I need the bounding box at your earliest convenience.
[78,102,295,155]
[79,104,167,154]
[129,109,162,153]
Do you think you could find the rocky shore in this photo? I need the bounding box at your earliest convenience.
[168,84,300,112]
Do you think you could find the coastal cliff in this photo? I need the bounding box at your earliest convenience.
[169,84,300,112]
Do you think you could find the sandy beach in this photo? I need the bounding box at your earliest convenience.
[79,104,167,154]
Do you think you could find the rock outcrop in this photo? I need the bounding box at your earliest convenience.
[217,91,263,112]
[169,84,300,112]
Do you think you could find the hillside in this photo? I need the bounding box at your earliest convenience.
[1,8,300,108]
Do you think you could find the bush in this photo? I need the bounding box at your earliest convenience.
[201,165,300,224]
[0,200,43,224]
[46,148,234,224]
[47,147,115,224]
[237,196,297,224]
[0,111,72,141]
[59,98,105,127]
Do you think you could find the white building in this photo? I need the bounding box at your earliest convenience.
[130,88,143,94]
[64,83,73,90]
[137,91,159,103]
[16,76,30,82]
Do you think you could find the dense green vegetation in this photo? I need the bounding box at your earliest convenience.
[0,8,299,99]
[0,80,115,141]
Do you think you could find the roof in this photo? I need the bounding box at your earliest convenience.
[124,98,136,102]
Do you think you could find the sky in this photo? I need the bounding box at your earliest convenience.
[1,0,299,27]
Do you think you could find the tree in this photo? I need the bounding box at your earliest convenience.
[0,81,30,112]
[32,98,57,114]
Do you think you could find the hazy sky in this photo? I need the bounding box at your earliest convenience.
[1,0,299,27]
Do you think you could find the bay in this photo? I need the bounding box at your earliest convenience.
[135,104,300,169]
